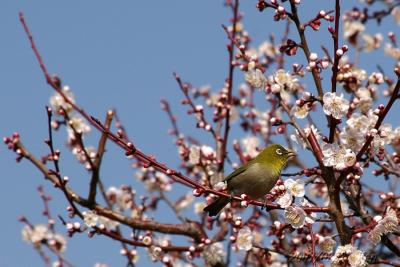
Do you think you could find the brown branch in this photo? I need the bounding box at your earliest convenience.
[45,107,83,218]
[14,139,207,242]
[219,0,239,173]
[88,110,114,205]
[288,0,324,97]
[328,0,341,144]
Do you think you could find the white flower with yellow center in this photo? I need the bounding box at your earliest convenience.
[368,208,398,246]
[284,179,305,197]
[83,210,99,227]
[236,226,254,251]
[319,236,336,253]
[284,206,306,229]
[323,92,349,119]
[322,143,356,170]
[331,244,367,267]
[292,104,309,119]
[245,69,267,89]
[202,242,226,266]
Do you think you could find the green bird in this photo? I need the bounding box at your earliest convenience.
[204,144,296,216]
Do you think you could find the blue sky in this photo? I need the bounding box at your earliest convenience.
[1,1,399,266]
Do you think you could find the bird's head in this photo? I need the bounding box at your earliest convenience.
[254,144,296,169]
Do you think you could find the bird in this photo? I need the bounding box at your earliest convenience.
[203,144,296,216]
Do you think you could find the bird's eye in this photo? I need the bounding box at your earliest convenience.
[276,148,283,155]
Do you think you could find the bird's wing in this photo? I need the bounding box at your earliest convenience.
[223,162,249,183]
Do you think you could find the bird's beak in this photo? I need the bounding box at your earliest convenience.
[287,149,297,158]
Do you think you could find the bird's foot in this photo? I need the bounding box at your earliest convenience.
[261,199,270,211]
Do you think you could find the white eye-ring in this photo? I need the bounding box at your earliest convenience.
[276,148,283,155]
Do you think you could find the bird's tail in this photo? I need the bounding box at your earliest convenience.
[203,197,230,216]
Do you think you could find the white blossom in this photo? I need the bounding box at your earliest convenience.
[276,191,293,208]
[202,242,226,266]
[323,92,349,119]
[362,33,383,52]
[284,206,306,228]
[22,224,50,246]
[322,143,356,170]
[292,104,309,119]
[241,136,260,157]
[385,43,400,60]
[343,21,365,41]
[331,244,366,267]
[236,226,254,251]
[188,145,201,165]
[267,69,299,102]
[49,85,75,114]
[348,250,367,267]
[368,208,398,245]
[284,179,305,197]
[258,41,279,58]
[83,210,99,227]
[147,246,163,261]
[392,7,400,25]
[67,116,91,141]
[319,236,336,253]
[245,68,267,89]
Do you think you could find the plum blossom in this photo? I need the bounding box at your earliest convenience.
[267,69,300,102]
[83,210,99,227]
[322,143,356,170]
[49,85,75,114]
[323,92,349,119]
[392,7,400,25]
[236,226,254,251]
[343,21,365,42]
[202,242,226,266]
[245,68,267,89]
[347,250,367,267]
[340,112,378,152]
[276,179,305,208]
[292,104,309,119]
[362,33,383,52]
[258,41,279,58]
[368,208,398,246]
[276,191,293,208]
[385,43,400,60]
[284,179,305,197]
[22,224,50,246]
[319,236,336,253]
[331,244,367,267]
[284,206,306,229]
[241,136,260,157]
[188,145,216,165]
[354,87,373,113]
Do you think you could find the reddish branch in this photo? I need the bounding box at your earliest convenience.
[219,0,239,173]
[288,0,324,98]
[328,0,341,144]
[173,73,218,140]
[88,110,114,205]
